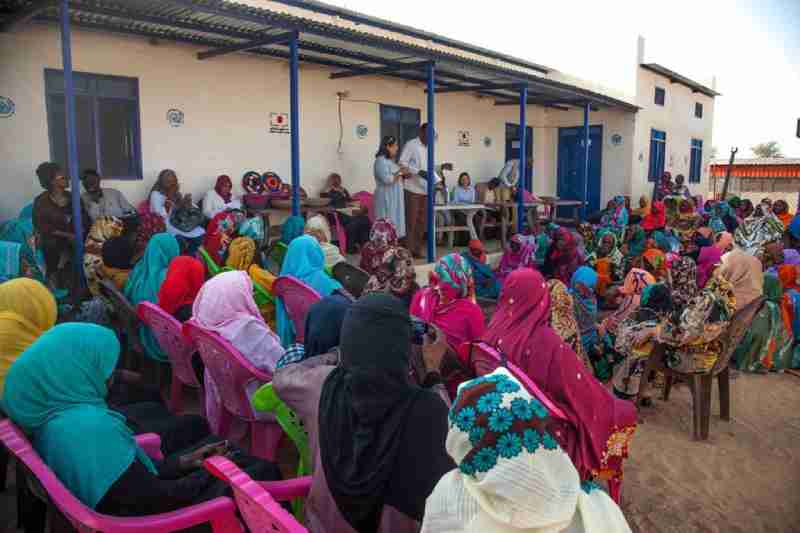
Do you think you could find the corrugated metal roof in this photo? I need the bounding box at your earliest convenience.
[710,159,800,179]
[711,158,800,166]
[0,0,639,111]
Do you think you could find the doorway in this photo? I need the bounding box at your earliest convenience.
[557,125,603,216]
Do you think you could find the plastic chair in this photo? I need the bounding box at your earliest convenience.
[332,262,370,298]
[0,419,243,533]
[647,296,763,441]
[252,383,311,520]
[253,279,276,307]
[205,456,310,533]
[183,321,282,461]
[272,276,322,344]
[137,302,203,415]
[199,247,222,277]
[464,341,624,504]
[262,241,288,276]
[98,279,143,369]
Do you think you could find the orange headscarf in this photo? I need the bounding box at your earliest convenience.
[778,264,800,335]
[777,211,793,229]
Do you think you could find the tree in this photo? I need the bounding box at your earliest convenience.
[751,141,783,158]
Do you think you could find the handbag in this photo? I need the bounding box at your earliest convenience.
[169,205,204,233]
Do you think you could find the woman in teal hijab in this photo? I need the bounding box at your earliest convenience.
[281,215,305,245]
[124,233,180,361]
[275,235,343,346]
[2,323,158,509]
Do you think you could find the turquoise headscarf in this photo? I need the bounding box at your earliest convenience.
[275,235,342,346]
[569,266,598,315]
[2,323,157,509]
[281,216,305,245]
[123,233,180,360]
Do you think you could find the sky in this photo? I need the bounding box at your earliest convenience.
[326,0,800,158]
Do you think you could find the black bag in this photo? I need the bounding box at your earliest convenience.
[170,205,204,233]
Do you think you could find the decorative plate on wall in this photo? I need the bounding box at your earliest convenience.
[483,136,492,148]
[356,124,369,139]
[0,96,15,118]
[611,134,623,146]
[166,108,184,127]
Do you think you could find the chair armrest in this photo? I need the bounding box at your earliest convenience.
[259,476,312,501]
[134,433,164,461]
[94,497,241,533]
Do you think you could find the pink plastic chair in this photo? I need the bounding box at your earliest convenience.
[137,302,203,415]
[272,276,322,344]
[351,191,375,222]
[0,419,242,533]
[183,321,283,461]
[205,456,311,533]
[465,341,623,504]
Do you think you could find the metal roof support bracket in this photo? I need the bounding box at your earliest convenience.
[329,60,430,80]
[197,30,297,60]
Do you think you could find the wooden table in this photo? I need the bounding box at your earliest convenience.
[485,198,585,247]
[431,203,486,257]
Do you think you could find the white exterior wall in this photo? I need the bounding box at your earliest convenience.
[630,68,716,203]
[1,25,637,221]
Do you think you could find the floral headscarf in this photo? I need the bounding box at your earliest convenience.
[430,253,474,301]
[363,247,417,299]
[733,212,784,257]
[360,218,399,275]
[600,268,655,338]
[669,256,699,309]
[546,279,590,369]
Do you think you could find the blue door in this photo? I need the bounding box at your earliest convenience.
[505,123,533,191]
[557,125,603,217]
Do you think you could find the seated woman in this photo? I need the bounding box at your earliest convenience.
[461,239,500,299]
[2,323,280,517]
[83,216,125,296]
[475,268,637,487]
[132,212,167,262]
[362,246,418,307]
[547,279,591,370]
[359,218,399,275]
[305,215,346,267]
[631,195,650,219]
[612,283,673,402]
[276,235,343,346]
[587,229,623,303]
[280,215,306,247]
[697,231,733,288]
[569,266,603,373]
[778,265,800,369]
[157,256,205,323]
[421,368,632,533]
[668,256,699,311]
[272,294,454,533]
[641,200,666,233]
[225,236,257,271]
[202,175,241,220]
[720,246,764,311]
[600,195,628,241]
[101,236,135,290]
[734,273,793,373]
[277,293,353,369]
[32,162,90,289]
[203,209,245,266]
[772,199,793,229]
[148,169,205,248]
[542,227,582,285]
[124,233,181,362]
[192,271,285,433]
[321,172,372,253]
[599,268,656,344]
[496,234,530,284]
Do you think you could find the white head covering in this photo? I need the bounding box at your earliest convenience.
[421,368,631,533]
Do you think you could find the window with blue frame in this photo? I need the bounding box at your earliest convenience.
[694,102,703,119]
[689,139,703,183]
[44,69,142,180]
[648,129,667,182]
[380,104,421,157]
[654,87,665,106]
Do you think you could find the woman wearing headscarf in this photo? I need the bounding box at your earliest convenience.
[612,283,673,401]
[0,216,47,285]
[363,246,418,307]
[273,293,454,533]
[462,239,501,299]
[132,212,166,261]
[32,162,90,288]
[2,323,280,516]
[101,236,135,290]
[421,368,632,533]
[733,274,793,373]
[624,224,647,262]
[641,200,666,232]
[496,234,534,284]
[359,218,399,275]
[202,174,241,220]
[778,265,800,369]
[599,268,656,341]
[411,253,485,355]
[192,270,285,432]
[656,172,673,201]
[124,233,181,361]
[733,210,784,258]
[203,210,243,266]
[280,215,305,246]
[0,278,57,396]
[709,200,738,233]
[148,169,205,243]
[569,266,601,363]
[157,256,205,323]
[719,247,764,311]
[546,279,591,370]
[772,199,793,229]
[83,216,125,296]
[696,231,733,288]
[225,237,257,271]
[543,227,581,285]
[672,174,691,199]
[631,195,651,219]
[305,215,346,267]
[600,195,628,240]
[475,268,637,486]
[587,229,623,298]
[275,235,343,346]
[276,294,353,370]
[669,256,699,311]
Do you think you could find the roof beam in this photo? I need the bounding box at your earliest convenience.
[330,60,430,80]
[432,82,523,94]
[0,0,55,32]
[197,30,296,60]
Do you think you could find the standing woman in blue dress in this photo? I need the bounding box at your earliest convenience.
[373,136,409,240]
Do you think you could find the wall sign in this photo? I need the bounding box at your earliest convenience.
[269,112,290,134]
[356,124,369,139]
[0,96,16,118]
[458,130,471,147]
[483,136,492,148]
[166,108,184,127]
[610,133,623,146]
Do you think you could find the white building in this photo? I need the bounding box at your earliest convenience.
[0,0,717,221]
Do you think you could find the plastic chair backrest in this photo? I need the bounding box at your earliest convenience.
[351,191,375,222]
[199,247,222,277]
[272,276,322,344]
[332,263,370,298]
[98,279,143,353]
[253,280,276,307]
[712,296,764,375]
[251,384,310,476]
[137,302,201,389]
[468,342,568,421]
[183,321,271,421]
[264,242,289,276]
[205,456,308,533]
[0,419,241,533]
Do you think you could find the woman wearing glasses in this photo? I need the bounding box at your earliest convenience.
[374,136,410,240]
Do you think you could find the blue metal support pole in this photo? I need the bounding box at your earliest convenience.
[289,32,301,217]
[582,102,590,219]
[517,85,528,233]
[426,61,436,263]
[60,0,84,289]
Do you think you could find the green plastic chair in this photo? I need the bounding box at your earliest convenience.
[253,280,276,307]
[252,383,310,519]
[198,247,222,277]
[263,242,289,276]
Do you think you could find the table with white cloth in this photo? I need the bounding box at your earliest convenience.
[431,203,486,258]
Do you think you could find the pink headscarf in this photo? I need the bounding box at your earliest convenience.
[696,231,733,289]
[192,270,284,373]
[480,268,637,481]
